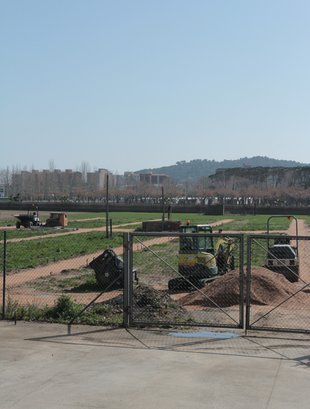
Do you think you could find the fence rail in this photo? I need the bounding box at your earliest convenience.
[126,232,244,329]
[1,229,310,334]
[246,234,310,333]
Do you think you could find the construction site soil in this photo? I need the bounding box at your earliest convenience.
[2,218,310,329]
[106,284,192,322]
[179,267,309,308]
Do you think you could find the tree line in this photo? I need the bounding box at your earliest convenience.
[2,166,310,207]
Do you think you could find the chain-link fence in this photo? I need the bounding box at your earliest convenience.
[246,234,310,333]
[0,228,125,326]
[1,229,245,330]
[0,231,6,319]
[2,227,310,334]
[126,232,244,329]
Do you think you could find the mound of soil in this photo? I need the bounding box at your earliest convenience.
[133,284,192,321]
[106,284,192,322]
[179,267,303,308]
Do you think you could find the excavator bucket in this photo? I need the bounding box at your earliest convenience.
[89,249,124,289]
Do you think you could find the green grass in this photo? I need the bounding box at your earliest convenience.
[218,215,291,231]
[171,213,232,225]
[2,227,75,240]
[69,211,161,224]
[1,211,163,237]
[1,212,295,238]
[1,212,301,274]
[6,232,123,271]
[67,212,107,220]
[0,219,15,227]
[5,294,123,325]
[133,239,179,279]
[299,216,310,229]
[161,213,292,231]
[68,219,106,229]
[28,270,100,292]
[67,212,228,229]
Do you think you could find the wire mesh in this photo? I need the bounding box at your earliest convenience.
[246,235,310,333]
[129,232,243,328]
[1,228,125,326]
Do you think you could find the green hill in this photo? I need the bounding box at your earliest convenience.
[136,156,308,182]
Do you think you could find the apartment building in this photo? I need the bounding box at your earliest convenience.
[139,173,169,185]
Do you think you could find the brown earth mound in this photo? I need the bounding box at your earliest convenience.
[179,267,303,308]
[106,284,192,322]
[133,284,193,321]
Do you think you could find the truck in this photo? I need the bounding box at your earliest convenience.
[15,211,68,229]
[265,216,299,282]
[14,211,40,229]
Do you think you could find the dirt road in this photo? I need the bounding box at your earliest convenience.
[3,218,309,308]
[1,219,234,287]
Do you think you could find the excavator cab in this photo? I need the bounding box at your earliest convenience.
[178,223,217,277]
[168,223,218,292]
[179,224,215,254]
[168,222,236,293]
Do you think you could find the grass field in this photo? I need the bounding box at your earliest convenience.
[0,211,307,271]
[2,210,309,326]
[4,233,123,271]
[0,211,296,231]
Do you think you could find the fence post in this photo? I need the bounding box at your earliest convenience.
[245,235,252,331]
[123,232,132,328]
[239,235,244,329]
[109,218,113,238]
[2,231,7,320]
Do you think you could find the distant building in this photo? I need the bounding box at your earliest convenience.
[9,168,170,198]
[122,172,140,187]
[11,169,83,198]
[0,184,5,198]
[139,173,169,185]
[87,169,111,191]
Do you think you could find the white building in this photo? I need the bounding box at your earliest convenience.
[0,184,6,198]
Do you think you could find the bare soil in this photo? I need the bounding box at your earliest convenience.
[3,218,310,327]
[178,267,310,308]
[178,219,310,308]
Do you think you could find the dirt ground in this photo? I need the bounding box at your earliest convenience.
[2,218,310,331]
[0,219,232,307]
[176,219,310,330]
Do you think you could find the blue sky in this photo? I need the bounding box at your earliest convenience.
[1,0,310,173]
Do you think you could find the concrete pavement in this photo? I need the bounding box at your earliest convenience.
[1,321,310,409]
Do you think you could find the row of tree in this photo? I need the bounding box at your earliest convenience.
[2,166,310,206]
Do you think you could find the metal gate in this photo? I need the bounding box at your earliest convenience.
[0,231,5,319]
[246,234,310,333]
[124,232,244,329]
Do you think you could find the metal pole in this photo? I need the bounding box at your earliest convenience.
[2,231,7,319]
[105,174,109,239]
[123,232,131,328]
[109,218,113,238]
[161,186,165,231]
[245,235,252,332]
[239,235,244,329]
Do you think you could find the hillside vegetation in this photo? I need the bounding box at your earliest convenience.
[137,156,308,182]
